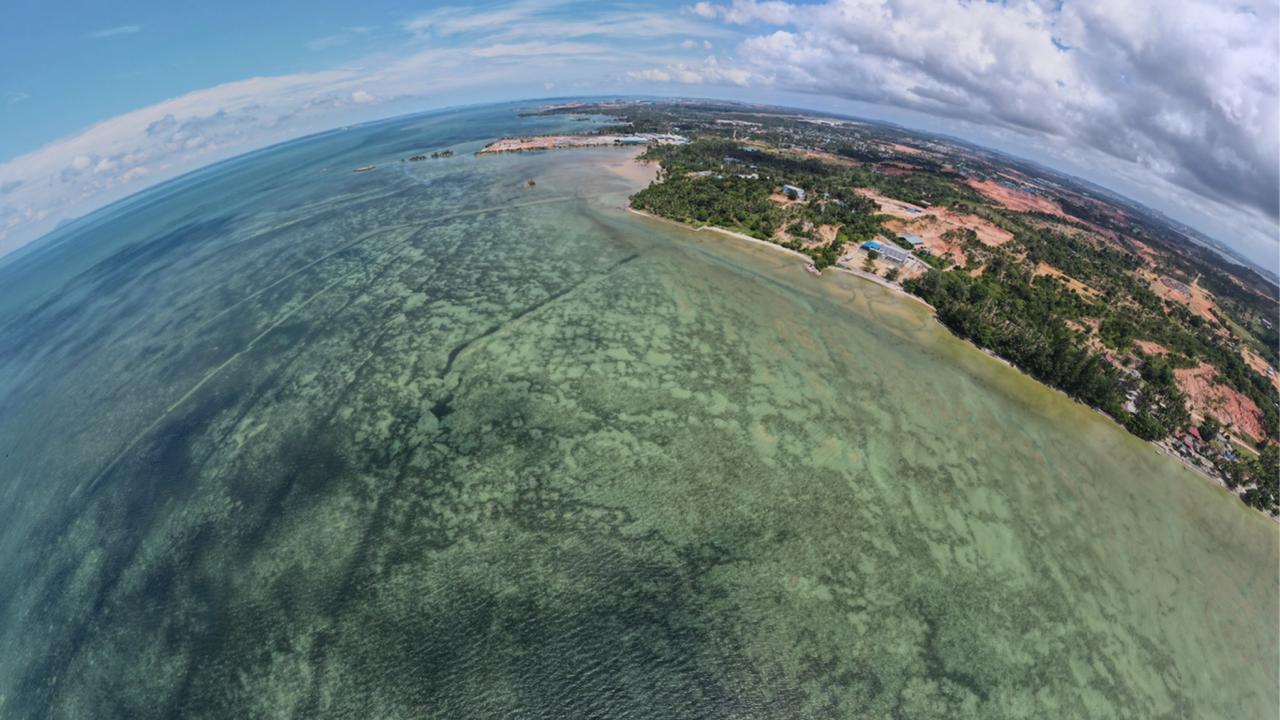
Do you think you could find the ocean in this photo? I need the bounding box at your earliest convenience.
[0,103,1275,718]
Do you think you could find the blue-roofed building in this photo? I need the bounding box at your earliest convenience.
[899,234,925,247]
[863,240,911,263]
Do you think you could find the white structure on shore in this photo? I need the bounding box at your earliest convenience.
[782,184,806,200]
[878,244,911,263]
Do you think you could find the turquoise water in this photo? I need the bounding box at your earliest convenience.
[0,104,1275,718]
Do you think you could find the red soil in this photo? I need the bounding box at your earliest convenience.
[965,178,1064,216]
[1175,363,1267,444]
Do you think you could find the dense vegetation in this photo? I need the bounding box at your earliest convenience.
[1220,444,1280,511]
[905,262,1130,421]
[631,139,883,268]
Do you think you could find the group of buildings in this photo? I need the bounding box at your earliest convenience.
[770,180,923,272]
[855,233,926,266]
[617,133,690,146]
[1169,423,1239,475]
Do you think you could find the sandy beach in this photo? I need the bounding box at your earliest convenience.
[625,206,935,312]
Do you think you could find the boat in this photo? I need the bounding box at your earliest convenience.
[354,165,376,173]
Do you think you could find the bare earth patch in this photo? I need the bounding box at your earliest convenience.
[1032,262,1099,298]
[856,189,927,219]
[602,152,659,186]
[1242,347,1280,392]
[882,216,967,266]
[795,148,861,168]
[857,188,1012,266]
[1133,340,1170,356]
[969,179,1123,243]
[1175,363,1267,444]
[885,142,928,156]
[1142,270,1220,324]
[934,207,1014,247]
[966,178,1065,216]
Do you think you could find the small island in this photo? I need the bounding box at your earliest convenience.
[407,150,454,161]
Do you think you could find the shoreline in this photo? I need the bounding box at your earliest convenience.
[623,205,1278,523]
[626,207,938,311]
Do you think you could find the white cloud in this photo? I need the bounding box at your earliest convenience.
[691,3,718,19]
[404,1,560,37]
[631,56,753,86]
[3,91,30,105]
[471,41,611,58]
[307,25,374,51]
[87,25,142,39]
[689,0,794,25]
[650,0,1280,265]
[406,1,731,43]
[0,0,726,254]
[0,70,368,253]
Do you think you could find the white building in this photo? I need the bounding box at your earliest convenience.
[878,244,911,264]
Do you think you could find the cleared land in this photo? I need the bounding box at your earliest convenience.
[1176,363,1268,444]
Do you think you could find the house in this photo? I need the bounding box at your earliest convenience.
[782,184,806,201]
[899,234,925,247]
[864,239,909,263]
[878,244,911,264]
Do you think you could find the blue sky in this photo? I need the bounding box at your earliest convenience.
[1,1,448,158]
[1,1,1276,269]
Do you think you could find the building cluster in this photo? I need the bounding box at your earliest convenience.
[1170,423,1240,475]
[857,240,910,264]
[625,133,689,145]
[1103,351,1243,480]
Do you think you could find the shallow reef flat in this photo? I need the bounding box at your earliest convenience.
[0,106,1274,719]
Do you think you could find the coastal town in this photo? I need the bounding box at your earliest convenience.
[485,100,1279,517]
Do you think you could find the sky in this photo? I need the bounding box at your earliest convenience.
[1,0,1277,269]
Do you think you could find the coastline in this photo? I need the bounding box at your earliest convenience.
[623,203,1277,523]
[625,207,937,311]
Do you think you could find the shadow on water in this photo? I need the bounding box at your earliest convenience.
[10,372,802,719]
